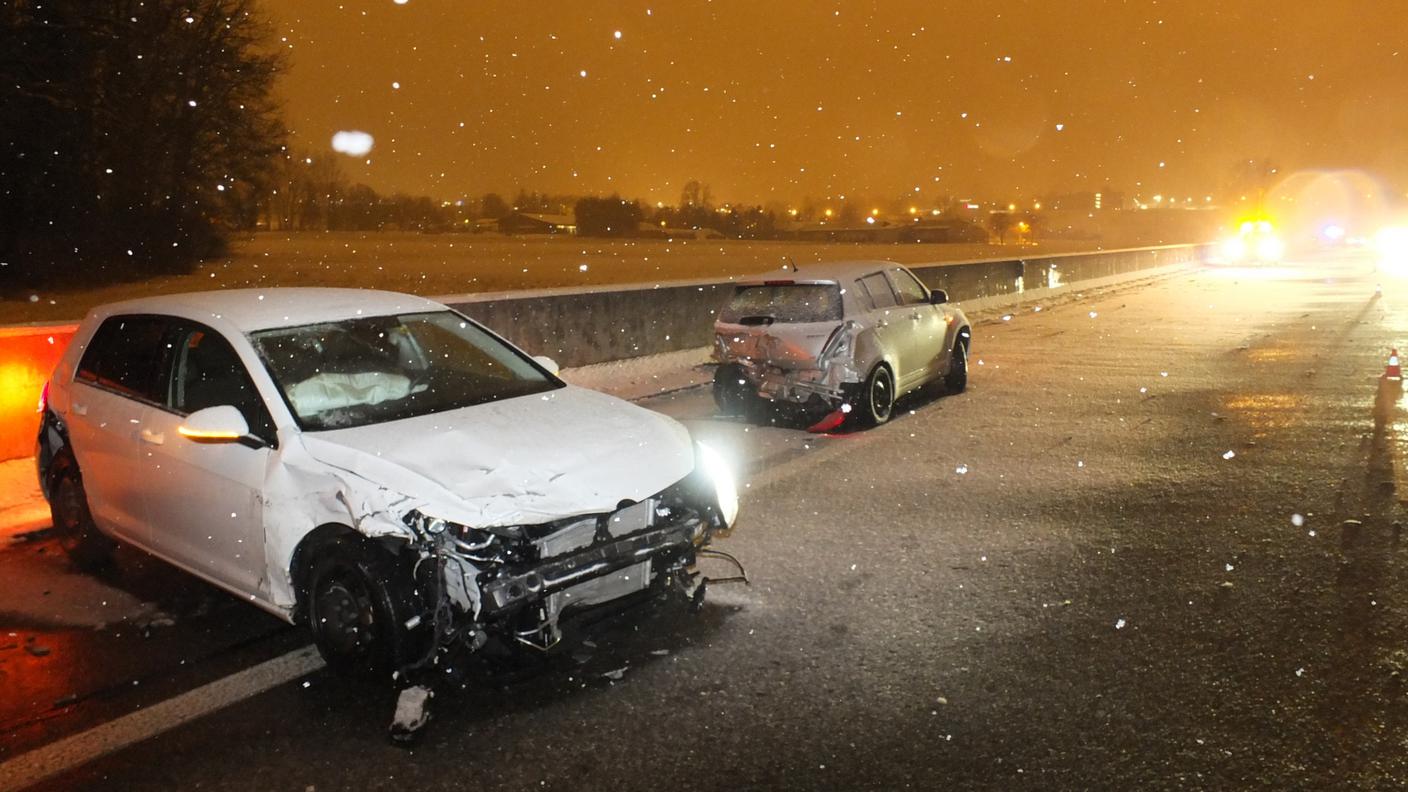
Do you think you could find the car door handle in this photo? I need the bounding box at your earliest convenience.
[139,428,165,446]
[909,312,922,321]
[876,319,889,328]
[72,402,88,416]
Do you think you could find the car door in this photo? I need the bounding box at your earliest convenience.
[67,315,171,544]
[886,267,948,386]
[855,271,908,378]
[136,320,275,597]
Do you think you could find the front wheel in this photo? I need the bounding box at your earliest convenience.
[49,459,115,573]
[306,541,422,679]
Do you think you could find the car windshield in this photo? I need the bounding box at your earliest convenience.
[249,310,559,431]
[720,284,843,324]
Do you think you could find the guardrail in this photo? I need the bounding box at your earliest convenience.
[0,244,1203,461]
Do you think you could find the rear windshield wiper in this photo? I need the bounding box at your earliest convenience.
[737,315,776,326]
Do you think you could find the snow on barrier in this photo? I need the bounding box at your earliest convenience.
[443,243,1206,368]
[0,244,1203,461]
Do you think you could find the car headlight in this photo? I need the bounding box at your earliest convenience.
[1255,235,1285,262]
[695,441,739,530]
[1221,237,1248,262]
[403,509,514,559]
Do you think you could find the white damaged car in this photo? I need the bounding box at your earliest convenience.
[37,288,739,674]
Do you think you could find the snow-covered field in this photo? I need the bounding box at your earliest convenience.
[3,232,1103,323]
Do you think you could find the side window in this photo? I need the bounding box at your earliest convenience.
[167,324,276,443]
[889,268,930,306]
[859,273,898,309]
[75,315,170,403]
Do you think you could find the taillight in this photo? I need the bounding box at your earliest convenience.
[37,381,48,414]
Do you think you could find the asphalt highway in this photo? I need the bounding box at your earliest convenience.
[5,252,1408,790]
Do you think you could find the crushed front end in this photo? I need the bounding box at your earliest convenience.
[397,447,739,663]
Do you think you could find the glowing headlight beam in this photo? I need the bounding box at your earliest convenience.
[696,442,739,529]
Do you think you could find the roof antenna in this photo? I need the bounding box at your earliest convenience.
[784,256,798,272]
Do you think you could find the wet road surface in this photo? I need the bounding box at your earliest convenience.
[6,253,1408,789]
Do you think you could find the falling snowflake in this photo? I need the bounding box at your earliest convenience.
[1222,450,1236,460]
[1088,311,1098,319]
[955,464,969,474]
[1290,513,1305,527]
[1115,618,1127,630]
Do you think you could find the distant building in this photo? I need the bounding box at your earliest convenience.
[636,222,725,240]
[792,219,985,244]
[498,212,577,235]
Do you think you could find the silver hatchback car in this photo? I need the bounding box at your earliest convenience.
[712,261,971,427]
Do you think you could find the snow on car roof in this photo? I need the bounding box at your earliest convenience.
[90,288,449,332]
[735,260,903,285]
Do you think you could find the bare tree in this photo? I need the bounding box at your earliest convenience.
[0,0,286,284]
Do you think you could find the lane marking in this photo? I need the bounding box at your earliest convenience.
[0,646,324,792]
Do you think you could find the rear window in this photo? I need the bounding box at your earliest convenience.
[75,315,169,403]
[720,284,843,324]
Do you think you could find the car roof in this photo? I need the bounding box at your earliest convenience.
[90,288,449,333]
[734,260,904,285]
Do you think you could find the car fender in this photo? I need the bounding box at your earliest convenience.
[851,322,898,383]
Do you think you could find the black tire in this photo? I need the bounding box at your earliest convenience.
[856,364,896,427]
[713,364,754,416]
[945,336,969,394]
[48,457,115,573]
[305,540,422,679]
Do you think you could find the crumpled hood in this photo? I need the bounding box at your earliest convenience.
[296,385,695,528]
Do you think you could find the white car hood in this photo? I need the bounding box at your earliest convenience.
[295,385,695,528]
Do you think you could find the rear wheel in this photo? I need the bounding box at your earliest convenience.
[853,364,895,427]
[944,337,969,393]
[713,364,755,416]
[306,541,422,679]
[49,458,114,572]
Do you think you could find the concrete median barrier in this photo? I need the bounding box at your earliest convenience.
[443,243,1207,368]
[0,244,1204,461]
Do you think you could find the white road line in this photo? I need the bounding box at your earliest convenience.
[0,646,325,792]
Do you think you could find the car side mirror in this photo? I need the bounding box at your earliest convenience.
[178,405,251,443]
[929,289,949,305]
[533,355,561,376]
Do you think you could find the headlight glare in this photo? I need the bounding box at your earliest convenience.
[696,441,739,529]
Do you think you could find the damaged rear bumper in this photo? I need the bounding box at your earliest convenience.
[734,358,857,406]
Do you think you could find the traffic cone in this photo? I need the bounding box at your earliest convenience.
[1387,349,1402,380]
